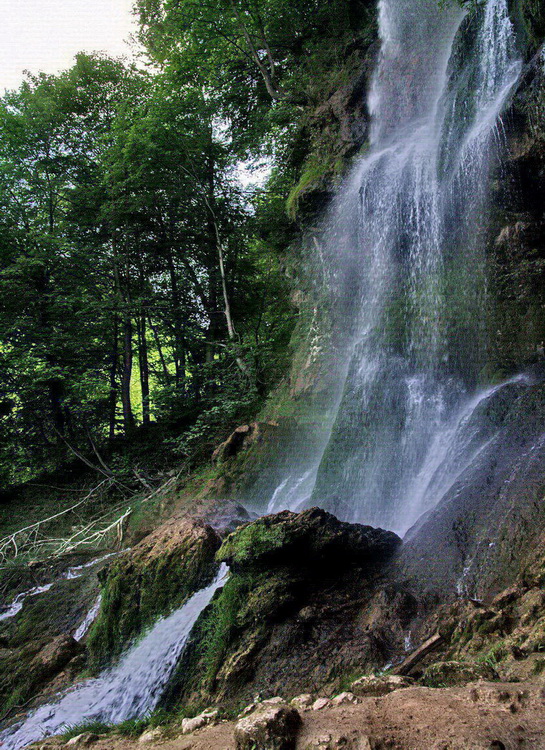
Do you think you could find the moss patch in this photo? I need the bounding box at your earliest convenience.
[86,520,221,672]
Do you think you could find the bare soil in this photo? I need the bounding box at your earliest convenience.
[74,680,545,750]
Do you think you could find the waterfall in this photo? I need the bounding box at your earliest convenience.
[269,0,522,535]
[0,566,229,750]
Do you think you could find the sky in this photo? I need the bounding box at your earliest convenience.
[0,0,137,92]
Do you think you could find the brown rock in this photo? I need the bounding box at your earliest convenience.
[32,635,82,680]
[65,733,98,746]
[212,423,278,464]
[351,674,413,697]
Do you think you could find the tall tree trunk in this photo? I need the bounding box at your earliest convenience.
[137,309,151,427]
[204,133,248,375]
[108,314,119,440]
[121,314,135,436]
[166,248,186,388]
[147,313,170,381]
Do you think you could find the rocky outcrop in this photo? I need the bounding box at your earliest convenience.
[218,508,401,572]
[212,423,280,465]
[31,635,82,681]
[163,509,402,710]
[86,518,221,670]
[397,380,545,601]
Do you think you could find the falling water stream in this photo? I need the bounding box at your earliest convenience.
[269,0,523,535]
[0,566,229,750]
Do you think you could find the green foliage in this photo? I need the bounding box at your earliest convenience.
[61,722,112,740]
[199,574,253,684]
[113,718,150,738]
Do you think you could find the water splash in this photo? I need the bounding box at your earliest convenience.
[0,565,229,750]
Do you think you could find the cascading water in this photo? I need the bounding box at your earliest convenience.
[269,0,523,535]
[0,566,229,750]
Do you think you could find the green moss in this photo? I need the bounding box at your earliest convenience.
[286,156,343,219]
[86,527,220,672]
[218,524,287,569]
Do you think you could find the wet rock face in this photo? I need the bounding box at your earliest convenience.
[218,507,401,573]
[398,381,545,601]
[200,500,255,536]
[32,635,82,680]
[86,518,221,670]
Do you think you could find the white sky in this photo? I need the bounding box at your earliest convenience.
[0,0,138,92]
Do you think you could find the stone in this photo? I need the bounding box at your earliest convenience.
[181,708,219,734]
[138,729,163,743]
[312,697,331,711]
[331,691,359,706]
[290,694,314,710]
[351,674,413,697]
[212,423,278,464]
[65,734,98,747]
[218,507,401,573]
[182,715,207,734]
[33,635,82,680]
[234,703,301,750]
[238,703,257,718]
[262,697,285,705]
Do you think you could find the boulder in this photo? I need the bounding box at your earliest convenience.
[218,507,401,573]
[350,674,413,697]
[181,708,219,734]
[331,691,359,706]
[311,698,331,711]
[212,423,278,465]
[200,500,254,536]
[32,635,82,680]
[234,703,301,750]
[138,729,164,743]
[65,734,98,747]
[290,694,314,710]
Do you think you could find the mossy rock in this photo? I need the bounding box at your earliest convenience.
[86,518,221,671]
[218,507,401,573]
[422,660,498,688]
[163,510,401,708]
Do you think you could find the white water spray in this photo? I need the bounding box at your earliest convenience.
[269,0,523,535]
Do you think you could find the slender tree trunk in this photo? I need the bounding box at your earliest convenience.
[108,314,119,440]
[137,309,151,427]
[121,314,135,436]
[147,313,170,381]
[166,249,186,388]
[204,134,248,375]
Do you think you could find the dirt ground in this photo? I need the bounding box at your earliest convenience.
[73,680,545,750]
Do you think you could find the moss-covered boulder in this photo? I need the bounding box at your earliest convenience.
[86,518,221,671]
[163,510,402,709]
[218,508,401,573]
